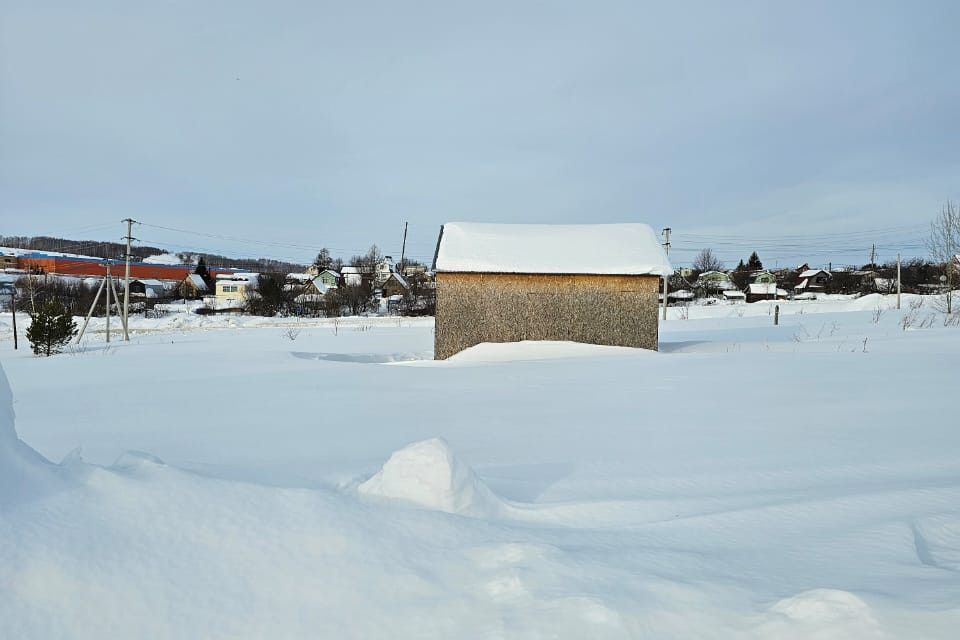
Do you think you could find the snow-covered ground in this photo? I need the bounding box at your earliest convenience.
[1,294,959,638]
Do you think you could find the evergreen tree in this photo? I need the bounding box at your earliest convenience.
[194,256,209,279]
[735,259,746,271]
[747,252,763,271]
[26,299,77,356]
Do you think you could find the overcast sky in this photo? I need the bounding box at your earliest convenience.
[2,0,958,267]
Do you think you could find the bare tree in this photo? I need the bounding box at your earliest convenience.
[692,248,724,273]
[927,201,959,313]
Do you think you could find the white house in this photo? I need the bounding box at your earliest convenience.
[341,266,362,286]
[215,272,259,308]
[795,269,831,293]
[746,283,787,302]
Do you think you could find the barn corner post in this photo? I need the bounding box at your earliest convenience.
[431,225,445,360]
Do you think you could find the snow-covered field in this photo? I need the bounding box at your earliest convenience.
[1,295,959,638]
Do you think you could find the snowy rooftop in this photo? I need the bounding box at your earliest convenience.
[799,269,829,278]
[216,272,259,282]
[385,272,409,288]
[185,274,209,291]
[747,283,788,295]
[434,222,671,276]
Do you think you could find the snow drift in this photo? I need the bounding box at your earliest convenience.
[0,363,59,507]
[358,438,504,517]
[442,340,647,364]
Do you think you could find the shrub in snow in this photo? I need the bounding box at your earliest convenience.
[26,298,77,356]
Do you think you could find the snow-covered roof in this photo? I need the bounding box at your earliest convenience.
[722,290,746,298]
[434,222,671,276]
[185,274,209,291]
[287,272,312,281]
[698,270,732,280]
[747,283,787,295]
[668,289,694,299]
[341,266,360,274]
[216,272,259,283]
[795,279,808,290]
[135,279,168,288]
[385,272,409,288]
[799,269,829,278]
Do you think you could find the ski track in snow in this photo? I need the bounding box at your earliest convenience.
[1,294,959,638]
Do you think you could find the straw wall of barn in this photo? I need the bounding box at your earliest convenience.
[434,272,660,359]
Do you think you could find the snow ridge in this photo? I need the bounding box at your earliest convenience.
[0,363,59,508]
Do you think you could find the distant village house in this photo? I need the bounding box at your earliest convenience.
[215,273,259,308]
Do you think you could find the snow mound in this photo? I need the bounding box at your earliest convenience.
[358,438,503,517]
[445,340,648,364]
[756,589,883,639]
[0,362,58,508]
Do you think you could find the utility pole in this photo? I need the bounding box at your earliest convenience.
[122,218,137,340]
[948,264,954,315]
[661,228,671,321]
[896,253,901,310]
[870,243,876,267]
[10,291,16,350]
[105,262,112,343]
[399,221,408,273]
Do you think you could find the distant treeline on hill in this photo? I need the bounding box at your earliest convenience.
[0,235,306,274]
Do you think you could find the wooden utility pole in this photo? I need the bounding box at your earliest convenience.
[870,243,876,267]
[122,218,136,340]
[105,262,112,343]
[896,253,901,310]
[399,221,408,273]
[10,292,17,350]
[661,227,671,321]
[948,263,954,315]
[77,274,107,343]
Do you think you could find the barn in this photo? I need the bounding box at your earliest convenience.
[432,222,671,360]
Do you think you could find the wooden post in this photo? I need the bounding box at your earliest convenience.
[105,263,111,343]
[896,253,901,310]
[123,218,133,339]
[774,304,779,326]
[76,277,106,343]
[110,277,128,340]
[10,292,17,350]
